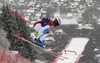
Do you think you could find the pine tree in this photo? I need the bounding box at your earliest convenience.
[0,5,18,49]
[14,12,39,60]
[0,5,39,61]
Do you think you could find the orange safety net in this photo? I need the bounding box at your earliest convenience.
[0,46,34,63]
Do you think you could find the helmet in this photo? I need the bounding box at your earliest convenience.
[54,19,61,26]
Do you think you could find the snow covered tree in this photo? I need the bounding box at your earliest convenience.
[0,5,39,61]
[0,5,19,49]
[0,27,10,49]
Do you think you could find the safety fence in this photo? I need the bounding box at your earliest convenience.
[0,46,34,63]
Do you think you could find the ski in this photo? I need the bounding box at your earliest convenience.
[14,34,44,48]
[14,34,68,60]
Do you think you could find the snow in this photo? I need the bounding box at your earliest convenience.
[24,16,29,20]
[19,0,24,2]
[54,12,60,18]
[27,9,35,12]
[60,17,78,25]
[0,3,3,8]
[54,37,89,63]
[45,37,55,41]
[31,33,36,41]
[28,1,35,6]
[36,13,41,17]
[35,59,47,63]
[70,2,79,6]
[74,0,81,1]
[77,24,94,30]
[31,21,37,23]
[12,51,19,54]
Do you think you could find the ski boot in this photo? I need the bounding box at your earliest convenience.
[35,39,45,48]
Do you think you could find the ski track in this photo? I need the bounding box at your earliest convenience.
[53,37,89,63]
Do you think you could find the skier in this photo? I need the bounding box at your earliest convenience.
[33,17,61,47]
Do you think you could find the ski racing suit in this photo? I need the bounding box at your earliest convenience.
[33,19,53,47]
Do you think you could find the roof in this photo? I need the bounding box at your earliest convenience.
[60,17,78,25]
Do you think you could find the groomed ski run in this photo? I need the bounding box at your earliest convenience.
[51,37,89,63]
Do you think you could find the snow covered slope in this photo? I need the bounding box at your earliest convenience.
[52,37,89,63]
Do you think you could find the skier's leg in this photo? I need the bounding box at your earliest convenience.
[39,34,49,41]
[33,24,42,39]
[35,39,44,47]
[37,29,49,41]
[36,29,49,47]
[35,33,49,47]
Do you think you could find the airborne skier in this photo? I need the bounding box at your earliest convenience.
[10,10,61,48]
[33,17,61,47]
